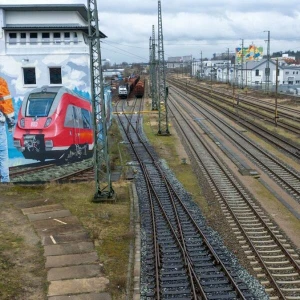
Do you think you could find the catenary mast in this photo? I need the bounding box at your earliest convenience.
[151,25,158,111]
[157,0,169,135]
[87,0,114,200]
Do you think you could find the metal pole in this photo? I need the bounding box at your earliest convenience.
[264,30,270,93]
[275,58,278,127]
[227,48,230,84]
[241,39,244,89]
[200,51,203,81]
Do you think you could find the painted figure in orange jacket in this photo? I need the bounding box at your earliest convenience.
[0,77,15,182]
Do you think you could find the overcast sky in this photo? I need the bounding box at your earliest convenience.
[1,0,300,64]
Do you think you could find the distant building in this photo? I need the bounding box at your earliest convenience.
[167,55,192,69]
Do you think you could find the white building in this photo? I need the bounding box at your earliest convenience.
[0,4,106,100]
[0,4,112,163]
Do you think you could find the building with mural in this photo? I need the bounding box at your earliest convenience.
[0,4,111,166]
[235,45,263,64]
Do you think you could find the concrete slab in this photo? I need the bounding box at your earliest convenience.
[32,216,79,229]
[42,232,90,246]
[27,210,71,221]
[47,264,101,281]
[46,252,98,268]
[36,224,86,238]
[47,277,109,297]
[21,204,64,215]
[48,292,111,300]
[44,242,94,256]
[15,199,56,209]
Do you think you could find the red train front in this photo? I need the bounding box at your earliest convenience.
[13,86,93,161]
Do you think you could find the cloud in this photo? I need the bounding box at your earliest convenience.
[1,0,300,63]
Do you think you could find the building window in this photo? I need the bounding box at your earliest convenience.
[64,32,70,44]
[49,67,62,84]
[285,71,289,74]
[8,32,17,44]
[23,68,36,85]
[42,32,50,44]
[293,71,295,74]
[53,32,61,44]
[297,72,299,74]
[73,32,78,44]
[296,80,300,84]
[255,69,259,76]
[277,70,280,75]
[29,32,38,44]
[20,32,26,44]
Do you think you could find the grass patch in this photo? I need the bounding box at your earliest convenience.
[142,105,208,212]
[2,180,132,299]
[0,226,24,299]
[46,182,131,298]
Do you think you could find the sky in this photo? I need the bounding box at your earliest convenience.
[1,0,300,64]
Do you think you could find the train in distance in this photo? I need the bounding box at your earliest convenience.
[133,80,145,98]
[118,75,140,98]
[13,86,94,162]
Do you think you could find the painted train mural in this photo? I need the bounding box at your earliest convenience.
[0,57,112,167]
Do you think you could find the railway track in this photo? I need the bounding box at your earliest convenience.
[115,97,265,299]
[10,159,93,184]
[170,85,300,206]
[169,78,300,137]
[210,85,300,120]
[168,91,300,299]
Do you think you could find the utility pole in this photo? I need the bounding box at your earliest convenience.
[152,26,158,110]
[157,0,169,135]
[87,0,114,200]
[264,30,270,93]
[241,39,244,89]
[275,58,279,127]
[149,36,152,97]
[200,51,203,81]
[227,48,230,84]
[151,25,158,110]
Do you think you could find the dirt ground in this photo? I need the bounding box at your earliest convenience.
[0,187,47,300]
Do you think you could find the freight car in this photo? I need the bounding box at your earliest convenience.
[13,86,93,162]
[134,80,145,98]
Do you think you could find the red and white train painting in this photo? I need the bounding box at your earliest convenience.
[13,86,94,162]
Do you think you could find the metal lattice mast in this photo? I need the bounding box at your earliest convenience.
[87,0,114,199]
[151,25,158,110]
[157,0,169,134]
[265,30,270,92]
[149,35,152,94]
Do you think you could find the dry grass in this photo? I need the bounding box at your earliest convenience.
[142,107,208,212]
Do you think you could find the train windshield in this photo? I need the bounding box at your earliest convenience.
[26,92,57,117]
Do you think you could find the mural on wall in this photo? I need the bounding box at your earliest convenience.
[235,45,263,64]
[0,54,112,175]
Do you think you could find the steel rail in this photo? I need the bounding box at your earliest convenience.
[171,86,300,202]
[168,95,300,299]
[116,97,249,299]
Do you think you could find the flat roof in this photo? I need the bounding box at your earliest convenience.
[0,4,88,20]
[0,4,106,38]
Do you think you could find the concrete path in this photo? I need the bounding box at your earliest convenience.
[17,199,111,299]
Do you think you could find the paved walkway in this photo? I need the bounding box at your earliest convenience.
[17,199,111,299]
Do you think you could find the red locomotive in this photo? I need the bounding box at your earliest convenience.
[13,86,94,161]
